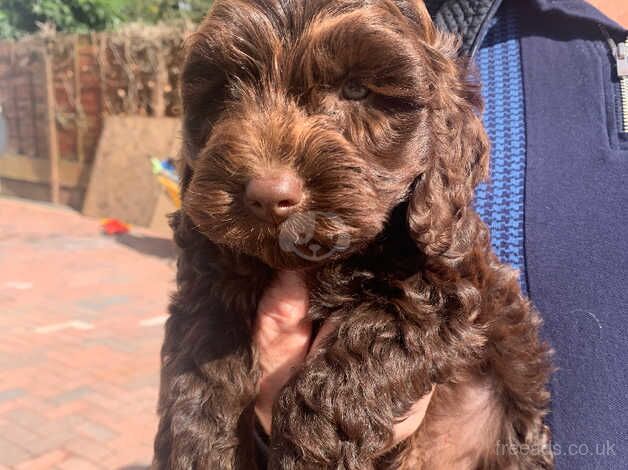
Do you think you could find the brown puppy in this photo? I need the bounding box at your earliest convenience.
[153,0,553,468]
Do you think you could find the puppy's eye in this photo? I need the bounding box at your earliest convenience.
[341,80,369,100]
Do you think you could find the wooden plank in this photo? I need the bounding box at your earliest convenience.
[0,154,87,188]
[74,36,86,164]
[82,116,180,227]
[43,47,60,203]
[152,49,167,118]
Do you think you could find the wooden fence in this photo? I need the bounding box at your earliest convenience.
[0,24,190,207]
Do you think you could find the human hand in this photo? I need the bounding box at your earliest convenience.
[254,270,435,447]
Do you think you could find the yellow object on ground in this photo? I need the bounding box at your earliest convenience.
[157,174,181,208]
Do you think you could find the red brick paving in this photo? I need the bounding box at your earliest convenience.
[0,197,175,469]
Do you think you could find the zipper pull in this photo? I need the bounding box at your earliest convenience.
[598,25,628,133]
[616,39,628,76]
[614,37,628,134]
[608,37,628,134]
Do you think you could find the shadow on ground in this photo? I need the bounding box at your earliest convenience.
[114,233,177,259]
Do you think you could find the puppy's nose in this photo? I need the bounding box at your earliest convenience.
[245,172,303,222]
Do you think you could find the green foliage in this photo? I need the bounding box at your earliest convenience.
[0,0,121,36]
[121,0,211,23]
[0,10,18,38]
[0,0,212,38]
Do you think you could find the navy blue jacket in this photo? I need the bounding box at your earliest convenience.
[460,0,627,468]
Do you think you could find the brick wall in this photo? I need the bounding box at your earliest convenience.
[0,27,187,165]
[0,27,188,207]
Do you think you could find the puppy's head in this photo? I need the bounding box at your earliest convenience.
[181,0,489,269]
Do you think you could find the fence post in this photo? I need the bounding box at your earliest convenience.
[43,45,60,204]
[152,47,167,117]
[73,36,85,164]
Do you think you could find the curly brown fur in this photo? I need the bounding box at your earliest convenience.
[153,0,553,469]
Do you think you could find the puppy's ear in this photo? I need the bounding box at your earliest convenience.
[178,153,195,194]
[393,0,437,41]
[407,54,490,262]
[179,31,228,170]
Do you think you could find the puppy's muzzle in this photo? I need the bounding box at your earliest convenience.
[244,170,304,223]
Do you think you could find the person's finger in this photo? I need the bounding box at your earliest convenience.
[308,317,339,354]
[254,271,311,434]
[391,386,435,446]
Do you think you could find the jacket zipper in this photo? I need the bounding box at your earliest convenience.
[613,37,628,134]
